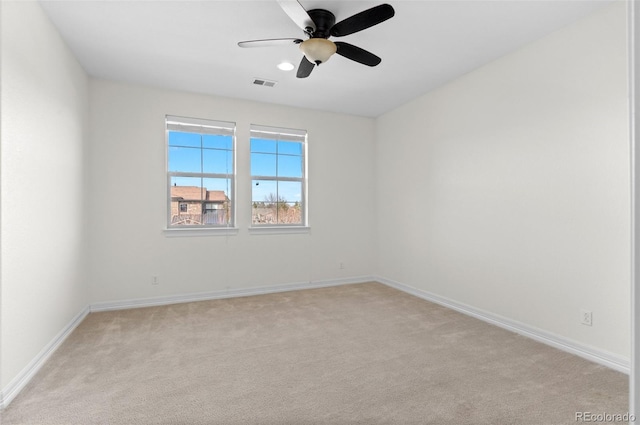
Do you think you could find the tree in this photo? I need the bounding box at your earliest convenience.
[264,193,288,211]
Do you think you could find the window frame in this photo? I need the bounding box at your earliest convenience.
[250,124,308,228]
[165,115,236,231]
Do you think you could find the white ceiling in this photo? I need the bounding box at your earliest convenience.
[39,0,614,117]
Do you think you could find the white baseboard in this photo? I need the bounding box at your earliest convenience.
[0,306,90,410]
[376,276,630,374]
[90,275,375,312]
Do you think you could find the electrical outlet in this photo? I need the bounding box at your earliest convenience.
[339,262,345,270]
[581,309,592,326]
[151,276,159,285]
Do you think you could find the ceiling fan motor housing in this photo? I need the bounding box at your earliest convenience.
[306,9,335,38]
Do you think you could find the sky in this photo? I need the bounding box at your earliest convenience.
[168,132,303,204]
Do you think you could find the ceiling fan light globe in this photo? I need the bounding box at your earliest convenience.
[299,39,337,65]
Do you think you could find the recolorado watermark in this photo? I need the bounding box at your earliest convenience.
[575,412,636,422]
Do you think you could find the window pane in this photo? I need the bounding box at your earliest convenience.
[251,153,276,177]
[252,179,277,225]
[277,141,302,155]
[251,138,277,153]
[203,149,233,174]
[169,131,201,148]
[278,155,303,178]
[277,181,302,224]
[170,177,203,226]
[203,134,232,150]
[202,178,231,225]
[168,146,201,173]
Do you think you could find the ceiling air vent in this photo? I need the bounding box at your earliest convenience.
[253,78,277,88]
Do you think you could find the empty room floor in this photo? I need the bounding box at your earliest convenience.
[0,283,628,425]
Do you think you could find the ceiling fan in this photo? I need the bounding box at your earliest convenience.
[238,0,395,78]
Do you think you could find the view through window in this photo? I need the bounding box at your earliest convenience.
[166,116,235,228]
[250,125,307,226]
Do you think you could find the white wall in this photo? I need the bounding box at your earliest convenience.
[87,80,375,304]
[0,0,89,392]
[0,0,630,409]
[375,2,630,358]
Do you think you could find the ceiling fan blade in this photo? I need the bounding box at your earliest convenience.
[330,4,394,37]
[238,38,303,48]
[297,56,315,78]
[334,42,381,67]
[277,0,316,33]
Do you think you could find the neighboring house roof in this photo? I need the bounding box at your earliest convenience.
[171,186,227,202]
[206,190,227,202]
[171,186,201,201]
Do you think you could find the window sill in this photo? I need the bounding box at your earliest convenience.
[248,226,310,235]
[163,227,239,237]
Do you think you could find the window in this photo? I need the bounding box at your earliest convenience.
[250,124,307,226]
[166,115,235,228]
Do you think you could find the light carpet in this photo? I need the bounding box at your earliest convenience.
[0,282,628,424]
